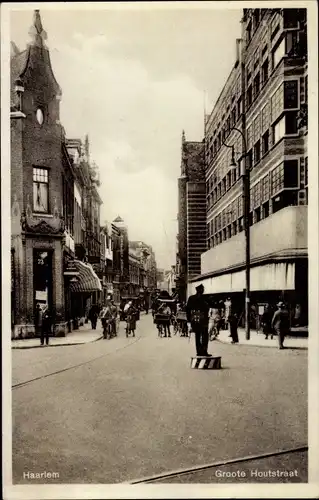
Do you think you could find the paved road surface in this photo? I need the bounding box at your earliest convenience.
[12,313,307,484]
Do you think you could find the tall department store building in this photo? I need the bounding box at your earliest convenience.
[189,8,308,326]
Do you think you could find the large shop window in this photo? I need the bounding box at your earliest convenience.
[284,160,299,188]
[33,250,52,310]
[33,167,49,213]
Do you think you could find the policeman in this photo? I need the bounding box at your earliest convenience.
[186,284,211,357]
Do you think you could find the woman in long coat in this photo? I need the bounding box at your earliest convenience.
[228,312,239,344]
[126,304,137,336]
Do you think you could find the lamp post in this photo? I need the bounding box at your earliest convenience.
[222,127,251,340]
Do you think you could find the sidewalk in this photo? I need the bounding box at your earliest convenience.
[216,327,308,349]
[11,322,103,349]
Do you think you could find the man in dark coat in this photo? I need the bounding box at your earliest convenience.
[261,304,273,340]
[186,284,211,357]
[41,307,52,346]
[271,302,290,349]
[89,304,99,330]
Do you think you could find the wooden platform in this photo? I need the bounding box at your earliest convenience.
[190,356,221,369]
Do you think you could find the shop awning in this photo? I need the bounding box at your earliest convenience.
[69,260,102,293]
[188,262,295,297]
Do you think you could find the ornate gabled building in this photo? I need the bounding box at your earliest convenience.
[129,241,157,293]
[11,10,101,338]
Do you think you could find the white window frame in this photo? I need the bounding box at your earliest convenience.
[273,115,285,145]
[33,167,49,214]
[272,37,285,69]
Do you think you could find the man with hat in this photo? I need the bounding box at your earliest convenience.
[271,301,290,349]
[186,284,211,357]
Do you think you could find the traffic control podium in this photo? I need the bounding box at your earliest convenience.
[190,356,221,370]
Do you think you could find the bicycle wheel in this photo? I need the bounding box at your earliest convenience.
[209,327,217,341]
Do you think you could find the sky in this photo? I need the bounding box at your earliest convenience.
[10,3,242,269]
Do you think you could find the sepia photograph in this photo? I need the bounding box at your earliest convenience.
[2,1,319,498]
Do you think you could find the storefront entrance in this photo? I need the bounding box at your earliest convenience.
[33,250,53,314]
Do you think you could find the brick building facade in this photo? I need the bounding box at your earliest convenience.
[176,131,206,302]
[11,11,102,338]
[11,11,67,337]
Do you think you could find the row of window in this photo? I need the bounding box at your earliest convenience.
[207,79,302,201]
[207,189,300,250]
[206,38,299,166]
[206,108,300,211]
[32,167,101,246]
[207,9,307,166]
[245,8,265,45]
[207,160,299,235]
[246,31,301,113]
[246,9,303,48]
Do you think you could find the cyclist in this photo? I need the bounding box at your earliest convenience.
[208,303,221,340]
[110,299,118,337]
[100,303,113,339]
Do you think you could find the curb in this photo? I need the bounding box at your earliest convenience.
[215,337,308,350]
[11,334,104,350]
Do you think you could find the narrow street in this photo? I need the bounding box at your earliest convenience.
[12,313,307,484]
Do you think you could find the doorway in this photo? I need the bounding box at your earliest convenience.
[33,250,53,315]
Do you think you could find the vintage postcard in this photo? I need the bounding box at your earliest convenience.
[2,1,319,499]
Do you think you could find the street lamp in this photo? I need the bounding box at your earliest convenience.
[222,127,251,340]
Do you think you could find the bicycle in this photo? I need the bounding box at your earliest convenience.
[209,325,219,341]
[125,314,136,337]
[171,316,179,335]
[179,321,189,337]
[102,319,113,340]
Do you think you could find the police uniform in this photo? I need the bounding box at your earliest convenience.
[186,285,210,356]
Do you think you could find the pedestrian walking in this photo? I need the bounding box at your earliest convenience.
[41,307,52,346]
[271,302,290,349]
[225,297,232,335]
[293,303,301,327]
[126,302,137,336]
[89,304,99,330]
[208,303,221,339]
[186,284,211,357]
[261,304,273,339]
[162,304,172,337]
[110,299,118,337]
[228,312,239,343]
[35,303,43,339]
